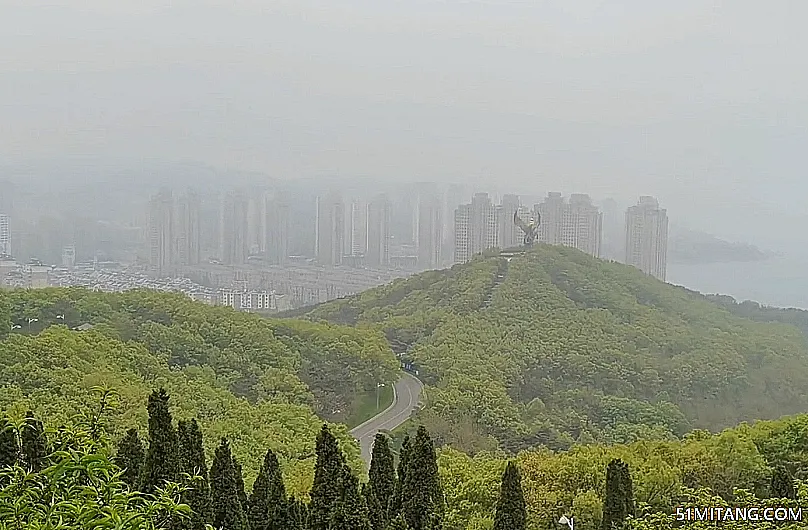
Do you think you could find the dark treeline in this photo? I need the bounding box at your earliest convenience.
[0,389,536,530]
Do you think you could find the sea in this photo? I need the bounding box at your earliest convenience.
[667,254,808,310]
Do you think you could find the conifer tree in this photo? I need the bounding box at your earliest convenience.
[388,435,411,520]
[177,419,212,529]
[309,424,347,530]
[367,434,395,530]
[401,426,444,530]
[601,459,634,530]
[210,438,249,530]
[0,418,19,469]
[114,428,145,490]
[235,460,249,513]
[492,461,526,530]
[140,388,179,494]
[387,514,409,530]
[328,465,371,530]
[20,410,48,472]
[771,465,796,499]
[286,496,308,530]
[248,448,288,530]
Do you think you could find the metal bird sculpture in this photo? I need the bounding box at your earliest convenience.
[513,210,540,246]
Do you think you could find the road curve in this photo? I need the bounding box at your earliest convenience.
[350,372,424,465]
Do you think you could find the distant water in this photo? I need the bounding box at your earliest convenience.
[667,255,808,310]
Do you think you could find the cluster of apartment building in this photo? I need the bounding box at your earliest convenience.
[452,193,669,281]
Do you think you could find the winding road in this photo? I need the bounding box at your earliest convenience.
[350,372,424,465]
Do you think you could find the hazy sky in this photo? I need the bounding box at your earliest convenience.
[2,1,807,245]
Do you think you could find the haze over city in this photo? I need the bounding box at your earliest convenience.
[2,0,807,304]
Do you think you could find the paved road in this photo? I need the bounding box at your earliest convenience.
[350,372,424,465]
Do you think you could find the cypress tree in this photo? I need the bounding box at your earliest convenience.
[235,460,249,513]
[140,388,179,494]
[114,428,145,490]
[248,448,288,530]
[388,435,411,520]
[367,434,395,530]
[210,438,249,530]
[286,496,308,530]
[328,465,371,530]
[0,418,19,469]
[177,420,213,529]
[309,424,347,530]
[20,410,48,472]
[401,426,444,530]
[492,461,526,530]
[601,459,634,530]
[771,465,797,499]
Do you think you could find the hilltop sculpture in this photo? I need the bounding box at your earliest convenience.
[513,210,540,246]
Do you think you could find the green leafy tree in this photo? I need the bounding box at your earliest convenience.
[248,448,287,530]
[20,410,48,472]
[368,434,396,530]
[115,428,145,490]
[177,419,213,529]
[0,418,19,469]
[140,388,180,494]
[328,465,371,530]
[309,424,347,530]
[492,461,526,530]
[210,438,249,530]
[602,459,634,530]
[234,460,248,512]
[387,514,410,530]
[286,496,308,530]
[402,426,444,530]
[771,465,796,499]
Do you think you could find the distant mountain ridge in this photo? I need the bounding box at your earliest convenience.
[669,228,769,264]
[296,245,808,454]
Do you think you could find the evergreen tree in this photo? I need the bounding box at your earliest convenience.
[114,428,145,490]
[140,388,179,494]
[388,435,411,520]
[286,496,308,530]
[20,411,48,472]
[210,438,249,530]
[328,465,371,530]
[401,426,444,530]
[601,459,634,530]
[492,461,526,530]
[771,465,796,499]
[367,434,395,530]
[177,420,213,529]
[248,448,288,530]
[0,418,19,469]
[387,514,409,530]
[309,424,347,530]
[235,460,249,513]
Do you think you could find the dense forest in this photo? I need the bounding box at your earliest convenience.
[299,245,808,454]
[0,288,399,490]
[3,390,808,530]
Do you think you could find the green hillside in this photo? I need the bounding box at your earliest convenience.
[0,288,399,492]
[301,245,808,453]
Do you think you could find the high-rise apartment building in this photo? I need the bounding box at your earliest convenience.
[176,190,201,266]
[148,189,175,276]
[265,195,290,265]
[417,191,442,269]
[366,194,391,267]
[349,199,368,257]
[0,214,9,257]
[625,196,668,281]
[219,191,250,265]
[316,192,345,266]
[454,193,499,264]
[536,192,602,257]
[497,194,523,250]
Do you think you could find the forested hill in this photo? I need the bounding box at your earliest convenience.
[0,288,399,491]
[300,245,808,454]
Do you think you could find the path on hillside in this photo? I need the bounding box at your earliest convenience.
[350,372,423,465]
[481,257,510,308]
